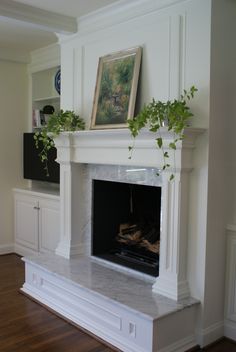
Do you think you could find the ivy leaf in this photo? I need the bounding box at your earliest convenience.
[156,138,163,148]
[169,142,176,150]
[169,174,174,181]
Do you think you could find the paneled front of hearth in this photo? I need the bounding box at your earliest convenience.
[22,254,199,352]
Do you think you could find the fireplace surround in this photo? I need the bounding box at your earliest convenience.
[53,127,203,301]
[22,127,203,351]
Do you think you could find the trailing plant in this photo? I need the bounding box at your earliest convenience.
[34,110,85,176]
[128,86,197,180]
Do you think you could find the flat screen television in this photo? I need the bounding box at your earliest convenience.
[23,133,60,184]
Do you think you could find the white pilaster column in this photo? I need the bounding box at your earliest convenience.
[54,134,90,258]
[152,171,190,300]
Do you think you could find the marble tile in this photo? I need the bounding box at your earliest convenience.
[23,253,199,321]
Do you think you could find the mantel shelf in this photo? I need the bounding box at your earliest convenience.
[54,127,205,171]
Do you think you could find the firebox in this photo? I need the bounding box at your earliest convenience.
[92,179,161,276]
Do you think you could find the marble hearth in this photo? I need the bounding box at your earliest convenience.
[22,128,203,351]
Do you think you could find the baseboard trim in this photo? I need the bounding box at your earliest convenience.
[0,243,14,255]
[159,334,196,352]
[197,320,224,347]
[224,320,236,341]
[14,244,37,257]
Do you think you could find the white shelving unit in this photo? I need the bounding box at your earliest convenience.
[32,66,60,129]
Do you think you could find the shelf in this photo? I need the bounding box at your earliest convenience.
[33,96,60,103]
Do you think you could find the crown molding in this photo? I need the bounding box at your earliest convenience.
[29,43,60,73]
[79,0,186,37]
[57,0,188,44]
[0,0,77,34]
[0,47,30,63]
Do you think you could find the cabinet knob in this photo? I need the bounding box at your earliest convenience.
[33,206,40,210]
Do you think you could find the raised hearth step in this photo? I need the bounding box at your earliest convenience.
[21,254,199,352]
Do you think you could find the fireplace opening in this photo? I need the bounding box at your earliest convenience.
[92,180,161,276]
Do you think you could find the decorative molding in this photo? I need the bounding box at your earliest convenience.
[0,0,77,34]
[226,224,236,232]
[54,128,204,170]
[0,243,14,255]
[54,128,203,302]
[28,43,60,73]
[14,243,36,257]
[57,0,188,44]
[224,319,236,341]
[76,0,187,39]
[22,257,198,352]
[159,334,196,352]
[197,321,224,347]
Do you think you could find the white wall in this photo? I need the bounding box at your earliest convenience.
[58,0,234,346]
[201,0,236,342]
[0,61,28,252]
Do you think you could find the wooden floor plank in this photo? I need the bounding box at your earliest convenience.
[0,254,115,352]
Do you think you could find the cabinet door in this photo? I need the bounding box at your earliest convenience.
[39,198,60,253]
[14,195,39,251]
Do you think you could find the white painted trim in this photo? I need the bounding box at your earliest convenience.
[14,243,37,257]
[28,43,60,73]
[227,224,236,232]
[197,321,224,347]
[224,320,236,341]
[58,0,189,44]
[22,259,198,352]
[159,334,196,352]
[0,0,77,34]
[0,244,14,255]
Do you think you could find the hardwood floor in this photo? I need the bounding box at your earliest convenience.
[1,254,236,352]
[0,254,114,352]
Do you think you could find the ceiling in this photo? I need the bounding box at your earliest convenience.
[0,0,120,62]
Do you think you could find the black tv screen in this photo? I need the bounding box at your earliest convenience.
[23,133,60,184]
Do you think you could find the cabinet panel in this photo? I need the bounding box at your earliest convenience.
[14,189,60,256]
[15,196,38,251]
[39,199,60,253]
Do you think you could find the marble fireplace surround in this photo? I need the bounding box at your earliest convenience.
[53,127,203,301]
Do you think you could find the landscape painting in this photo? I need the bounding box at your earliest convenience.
[91,47,142,129]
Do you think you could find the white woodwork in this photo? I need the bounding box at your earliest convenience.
[14,193,39,251]
[54,128,203,301]
[22,255,198,352]
[20,0,236,349]
[13,188,60,256]
[0,0,77,34]
[39,199,60,253]
[224,225,236,341]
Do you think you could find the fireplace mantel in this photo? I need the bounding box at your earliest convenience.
[55,127,204,171]
[54,127,204,301]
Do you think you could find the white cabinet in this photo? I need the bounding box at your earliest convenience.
[14,188,60,256]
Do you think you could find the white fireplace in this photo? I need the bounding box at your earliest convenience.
[22,127,203,352]
[54,127,203,301]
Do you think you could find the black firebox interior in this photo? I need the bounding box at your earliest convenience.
[92,180,161,276]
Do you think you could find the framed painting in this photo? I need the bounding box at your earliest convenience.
[90,46,142,129]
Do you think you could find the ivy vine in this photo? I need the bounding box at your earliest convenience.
[34,110,85,176]
[128,86,197,180]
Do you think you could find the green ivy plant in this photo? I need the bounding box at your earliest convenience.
[128,86,197,180]
[34,110,85,176]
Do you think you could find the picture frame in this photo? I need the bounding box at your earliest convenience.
[90,46,142,129]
